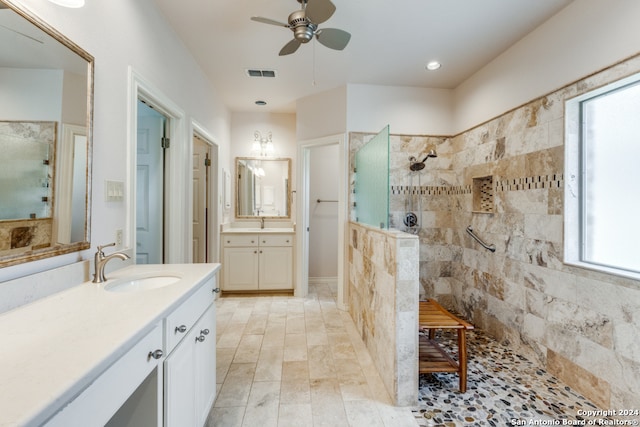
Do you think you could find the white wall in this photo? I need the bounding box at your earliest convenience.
[453,0,640,133]
[308,144,339,278]
[1,0,231,286]
[346,84,453,135]
[296,86,347,141]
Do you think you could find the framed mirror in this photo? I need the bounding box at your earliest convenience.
[0,0,94,267]
[236,157,291,219]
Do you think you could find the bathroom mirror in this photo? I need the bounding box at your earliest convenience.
[0,0,94,267]
[236,157,291,218]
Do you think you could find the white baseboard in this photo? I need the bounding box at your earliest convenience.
[308,276,338,285]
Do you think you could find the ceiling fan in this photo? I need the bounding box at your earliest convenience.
[251,0,351,56]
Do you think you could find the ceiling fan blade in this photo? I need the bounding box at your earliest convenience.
[279,39,301,56]
[305,0,336,24]
[250,16,290,28]
[315,28,350,51]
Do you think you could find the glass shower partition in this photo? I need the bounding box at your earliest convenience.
[355,125,390,229]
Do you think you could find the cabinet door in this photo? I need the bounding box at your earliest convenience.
[164,327,197,427]
[259,246,293,290]
[194,304,217,426]
[223,247,259,290]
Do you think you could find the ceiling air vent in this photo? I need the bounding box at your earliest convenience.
[246,69,277,78]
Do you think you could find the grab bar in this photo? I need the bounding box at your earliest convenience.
[317,199,338,203]
[466,226,496,252]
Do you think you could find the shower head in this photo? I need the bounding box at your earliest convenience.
[409,149,437,171]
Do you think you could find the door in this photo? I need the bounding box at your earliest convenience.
[136,100,167,264]
[192,136,211,263]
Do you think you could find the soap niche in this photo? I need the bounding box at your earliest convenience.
[472,175,494,213]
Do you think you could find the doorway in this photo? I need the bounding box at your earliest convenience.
[297,134,347,309]
[136,99,168,264]
[191,133,218,263]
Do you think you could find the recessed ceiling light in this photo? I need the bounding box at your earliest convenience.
[426,61,441,71]
[255,100,267,106]
[47,0,85,7]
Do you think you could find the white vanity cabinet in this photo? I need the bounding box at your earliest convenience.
[47,324,165,427]
[222,233,293,291]
[1,264,221,427]
[164,289,217,426]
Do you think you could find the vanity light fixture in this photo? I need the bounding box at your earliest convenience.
[251,131,275,157]
[47,0,85,7]
[426,61,441,71]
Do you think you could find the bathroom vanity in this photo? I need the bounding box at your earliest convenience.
[221,224,294,292]
[0,263,220,426]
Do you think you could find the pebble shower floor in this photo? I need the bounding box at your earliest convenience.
[411,329,613,426]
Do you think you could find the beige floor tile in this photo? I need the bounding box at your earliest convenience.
[244,312,268,335]
[215,363,256,407]
[281,360,309,382]
[206,406,245,427]
[212,284,410,427]
[233,334,263,363]
[278,403,313,427]
[338,379,372,402]
[283,333,308,361]
[343,400,385,427]
[262,322,286,347]
[217,323,247,349]
[254,346,284,382]
[307,345,336,380]
[242,381,280,427]
[285,313,306,334]
[216,347,236,384]
[280,379,311,405]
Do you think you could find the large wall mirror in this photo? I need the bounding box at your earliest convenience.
[236,157,291,219]
[0,0,94,267]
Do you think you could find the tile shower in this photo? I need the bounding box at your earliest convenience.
[348,53,640,409]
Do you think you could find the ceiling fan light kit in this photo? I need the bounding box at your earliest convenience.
[251,0,350,56]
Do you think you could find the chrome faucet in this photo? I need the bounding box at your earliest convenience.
[260,217,265,229]
[93,243,130,283]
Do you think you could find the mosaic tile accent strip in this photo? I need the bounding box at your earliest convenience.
[412,328,615,427]
[391,174,564,197]
[391,185,471,196]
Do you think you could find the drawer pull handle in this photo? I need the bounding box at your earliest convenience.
[195,335,206,343]
[262,240,266,243]
[286,240,290,243]
[212,287,221,294]
[254,250,257,254]
[201,329,210,336]
[251,240,255,243]
[148,349,164,360]
[227,240,230,243]
[175,325,187,333]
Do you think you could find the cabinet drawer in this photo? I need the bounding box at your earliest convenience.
[165,277,215,353]
[259,234,293,247]
[222,234,259,247]
[46,324,163,427]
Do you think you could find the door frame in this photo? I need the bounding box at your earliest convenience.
[127,67,188,263]
[189,120,220,263]
[296,133,348,310]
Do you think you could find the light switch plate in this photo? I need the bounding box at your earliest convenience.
[105,180,125,202]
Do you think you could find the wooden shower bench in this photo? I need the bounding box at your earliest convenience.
[418,299,474,392]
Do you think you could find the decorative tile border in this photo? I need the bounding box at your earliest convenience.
[391,174,563,196]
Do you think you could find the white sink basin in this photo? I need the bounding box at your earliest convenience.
[104,275,181,293]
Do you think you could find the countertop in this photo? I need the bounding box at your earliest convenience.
[0,263,220,427]
[221,228,295,234]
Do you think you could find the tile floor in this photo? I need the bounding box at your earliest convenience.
[208,283,607,427]
[207,282,418,427]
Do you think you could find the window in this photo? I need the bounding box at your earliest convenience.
[565,73,640,279]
